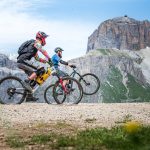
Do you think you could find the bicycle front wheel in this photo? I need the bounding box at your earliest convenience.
[79,73,100,95]
[44,84,66,104]
[0,76,26,104]
[53,77,83,104]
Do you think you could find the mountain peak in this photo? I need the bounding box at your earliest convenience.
[111,15,137,23]
[87,16,150,52]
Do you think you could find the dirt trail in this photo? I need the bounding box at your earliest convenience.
[0,103,150,128]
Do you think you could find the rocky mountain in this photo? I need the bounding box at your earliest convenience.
[87,16,150,52]
[0,54,21,79]
[69,48,150,103]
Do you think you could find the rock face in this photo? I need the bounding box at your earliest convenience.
[0,54,17,69]
[69,48,150,103]
[0,54,19,79]
[87,16,150,52]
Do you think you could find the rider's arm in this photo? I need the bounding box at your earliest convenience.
[34,53,46,63]
[60,60,75,68]
[34,42,50,60]
[60,60,68,65]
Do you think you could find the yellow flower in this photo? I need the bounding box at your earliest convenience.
[124,121,141,133]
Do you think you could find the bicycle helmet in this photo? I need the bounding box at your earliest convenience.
[54,47,64,53]
[36,31,48,46]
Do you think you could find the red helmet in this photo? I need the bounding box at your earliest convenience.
[36,31,48,46]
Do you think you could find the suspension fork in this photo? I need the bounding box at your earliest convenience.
[75,72,89,85]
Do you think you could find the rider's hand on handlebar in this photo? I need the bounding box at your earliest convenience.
[69,64,76,68]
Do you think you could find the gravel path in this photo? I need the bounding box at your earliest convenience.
[0,103,150,128]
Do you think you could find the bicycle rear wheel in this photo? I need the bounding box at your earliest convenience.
[44,84,66,104]
[53,77,83,104]
[0,76,26,104]
[79,73,100,95]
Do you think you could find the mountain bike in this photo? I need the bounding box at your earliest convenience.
[44,72,83,104]
[0,63,83,104]
[44,65,100,104]
[70,66,100,95]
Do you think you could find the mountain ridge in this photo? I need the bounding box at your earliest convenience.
[87,16,150,52]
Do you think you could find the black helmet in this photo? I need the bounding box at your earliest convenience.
[54,47,64,53]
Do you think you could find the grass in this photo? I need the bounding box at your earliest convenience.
[30,134,53,144]
[127,74,150,101]
[6,136,25,148]
[101,65,150,102]
[101,66,127,102]
[89,49,131,58]
[115,114,132,124]
[5,125,150,150]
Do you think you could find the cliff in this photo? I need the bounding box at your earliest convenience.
[69,48,150,102]
[87,16,150,52]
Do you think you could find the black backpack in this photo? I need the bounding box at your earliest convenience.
[18,39,35,55]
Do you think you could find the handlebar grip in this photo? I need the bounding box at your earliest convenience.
[70,65,76,68]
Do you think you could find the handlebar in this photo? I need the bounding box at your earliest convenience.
[70,65,76,69]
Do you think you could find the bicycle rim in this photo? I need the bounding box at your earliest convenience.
[79,73,100,95]
[0,76,26,104]
[44,84,65,104]
[53,77,83,104]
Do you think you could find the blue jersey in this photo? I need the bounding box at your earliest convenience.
[51,54,61,69]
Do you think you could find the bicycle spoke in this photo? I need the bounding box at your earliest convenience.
[0,77,26,104]
[53,77,83,104]
[44,84,66,104]
[79,73,100,95]
[44,84,57,104]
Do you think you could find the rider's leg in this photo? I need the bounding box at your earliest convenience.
[17,61,38,92]
[63,80,69,87]
[56,69,69,88]
[28,72,37,80]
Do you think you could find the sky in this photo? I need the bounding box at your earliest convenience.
[0,0,150,60]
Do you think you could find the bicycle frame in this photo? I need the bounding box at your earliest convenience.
[17,70,68,96]
[58,77,69,94]
[70,68,92,87]
[70,68,82,79]
[15,67,80,96]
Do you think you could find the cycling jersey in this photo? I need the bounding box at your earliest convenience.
[51,54,68,69]
[51,54,61,69]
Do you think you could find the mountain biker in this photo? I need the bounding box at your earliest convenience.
[51,47,75,88]
[17,31,52,100]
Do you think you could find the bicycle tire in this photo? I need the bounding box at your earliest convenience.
[53,77,83,104]
[0,76,26,104]
[79,73,100,95]
[44,84,66,104]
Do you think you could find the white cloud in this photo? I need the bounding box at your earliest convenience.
[0,0,95,60]
[0,0,54,12]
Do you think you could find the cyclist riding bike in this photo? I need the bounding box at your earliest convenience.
[51,47,75,88]
[17,31,52,101]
